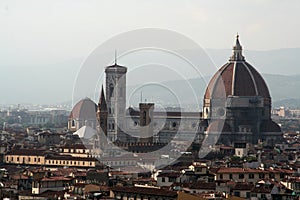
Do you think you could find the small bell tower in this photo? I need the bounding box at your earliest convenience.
[97,85,108,136]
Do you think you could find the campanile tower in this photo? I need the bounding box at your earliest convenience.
[105,62,127,142]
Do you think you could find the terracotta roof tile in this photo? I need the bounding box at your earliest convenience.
[6,149,45,156]
[204,59,270,99]
[112,186,177,197]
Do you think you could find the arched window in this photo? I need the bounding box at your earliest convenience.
[172,122,177,128]
[205,108,209,115]
[109,83,114,98]
[143,111,147,125]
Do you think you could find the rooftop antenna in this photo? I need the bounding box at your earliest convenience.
[140,91,143,103]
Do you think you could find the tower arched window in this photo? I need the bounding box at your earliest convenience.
[143,111,147,125]
[109,83,114,98]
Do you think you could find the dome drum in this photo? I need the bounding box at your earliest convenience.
[226,96,264,108]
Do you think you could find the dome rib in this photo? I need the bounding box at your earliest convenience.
[246,62,270,99]
[231,62,237,96]
[205,62,231,99]
[242,62,258,95]
[204,61,270,99]
[204,36,270,100]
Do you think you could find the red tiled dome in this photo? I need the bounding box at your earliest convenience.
[204,35,270,100]
[69,97,97,120]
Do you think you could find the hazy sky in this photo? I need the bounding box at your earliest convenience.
[1,0,300,104]
[1,0,300,66]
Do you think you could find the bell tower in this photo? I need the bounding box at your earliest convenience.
[105,61,127,142]
[139,103,155,143]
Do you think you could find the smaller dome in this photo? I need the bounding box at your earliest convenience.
[70,98,97,120]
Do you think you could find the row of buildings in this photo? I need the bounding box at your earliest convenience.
[1,158,299,199]
[0,35,297,199]
[0,121,299,199]
[0,109,69,128]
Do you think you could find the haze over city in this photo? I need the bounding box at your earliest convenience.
[1,0,300,105]
[1,1,300,199]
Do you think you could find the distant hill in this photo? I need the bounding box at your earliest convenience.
[45,47,300,108]
[127,73,300,110]
[3,48,300,105]
[263,74,300,101]
[206,48,300,75]
[273,98,300,109]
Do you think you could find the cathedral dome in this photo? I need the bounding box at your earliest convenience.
[69,97,97,120]
[204,35,270,100]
